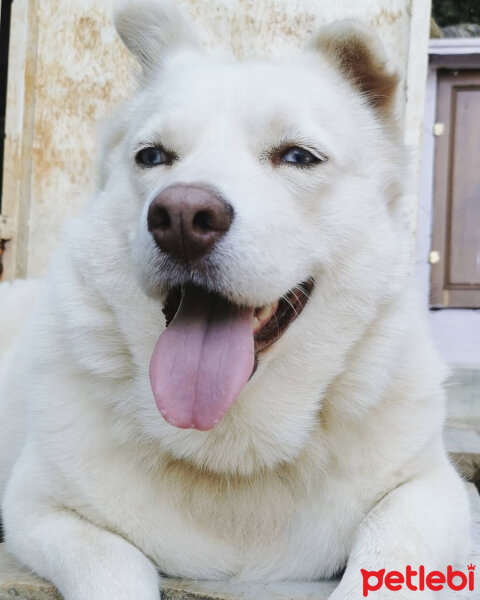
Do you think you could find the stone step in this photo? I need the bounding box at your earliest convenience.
[445,424,480,486]
[1,484,478,599]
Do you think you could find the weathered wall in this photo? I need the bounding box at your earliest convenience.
[1,0,432,279]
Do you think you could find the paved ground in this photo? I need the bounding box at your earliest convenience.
[445,366,480,490]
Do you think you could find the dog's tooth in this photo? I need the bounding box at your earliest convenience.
[253,300,279,333]
[256,305,273,321]
[257,301,278,321]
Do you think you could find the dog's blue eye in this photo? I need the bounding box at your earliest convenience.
[135,147,171,167]
[281,147,321,166]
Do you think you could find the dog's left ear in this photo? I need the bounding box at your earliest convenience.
[305,20,398,119]
[114,0,200,74]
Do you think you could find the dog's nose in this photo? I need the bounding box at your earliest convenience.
[147,185,233,261]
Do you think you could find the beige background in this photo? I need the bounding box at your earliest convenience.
[1,0,432,280]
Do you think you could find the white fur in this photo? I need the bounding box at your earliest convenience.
[0,279,42,361]
[0,2,470,599]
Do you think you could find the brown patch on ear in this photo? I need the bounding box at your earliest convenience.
[307,20,398,119]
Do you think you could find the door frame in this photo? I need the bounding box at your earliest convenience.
[418,38,480,365]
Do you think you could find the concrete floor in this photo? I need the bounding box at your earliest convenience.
[445,367,480,453]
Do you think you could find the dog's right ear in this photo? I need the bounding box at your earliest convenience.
[114,0,200,74]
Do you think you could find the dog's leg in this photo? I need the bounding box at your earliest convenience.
[329,462,470,600]
[3,455,160,600]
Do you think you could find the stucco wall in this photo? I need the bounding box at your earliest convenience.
[1,0,432,280]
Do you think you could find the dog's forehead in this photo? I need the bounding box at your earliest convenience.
[144,55,353,125]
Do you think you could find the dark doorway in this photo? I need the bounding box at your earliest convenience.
[0,0,13,214]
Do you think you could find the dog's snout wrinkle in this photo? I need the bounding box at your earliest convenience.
[148,184,233,262]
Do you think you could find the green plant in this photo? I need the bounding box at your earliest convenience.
[432,0,480,26]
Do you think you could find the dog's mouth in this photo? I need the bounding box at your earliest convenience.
[149,279,314,431]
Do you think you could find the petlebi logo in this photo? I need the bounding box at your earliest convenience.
[361,564,476,596]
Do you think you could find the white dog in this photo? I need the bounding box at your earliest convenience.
[0,1,470,599]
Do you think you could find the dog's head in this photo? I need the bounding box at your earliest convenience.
[98,0,411,472]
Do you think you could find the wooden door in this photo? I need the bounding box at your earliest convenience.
[431,70,480,308]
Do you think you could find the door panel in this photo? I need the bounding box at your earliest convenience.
[431,71,480,308]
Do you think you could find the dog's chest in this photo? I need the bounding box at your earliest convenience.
[82,456,362,580]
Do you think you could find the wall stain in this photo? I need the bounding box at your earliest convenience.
[372,8,403,27]
[74,16,101,52]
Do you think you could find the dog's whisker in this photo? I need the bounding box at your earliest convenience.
[282,294,299,318]
[272,311,281,337]
[290,289,302,305]
[295,285,311,300]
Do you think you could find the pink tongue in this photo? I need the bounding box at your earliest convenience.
[150,285,255,430]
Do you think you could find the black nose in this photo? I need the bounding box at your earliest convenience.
[147,184,233,262]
